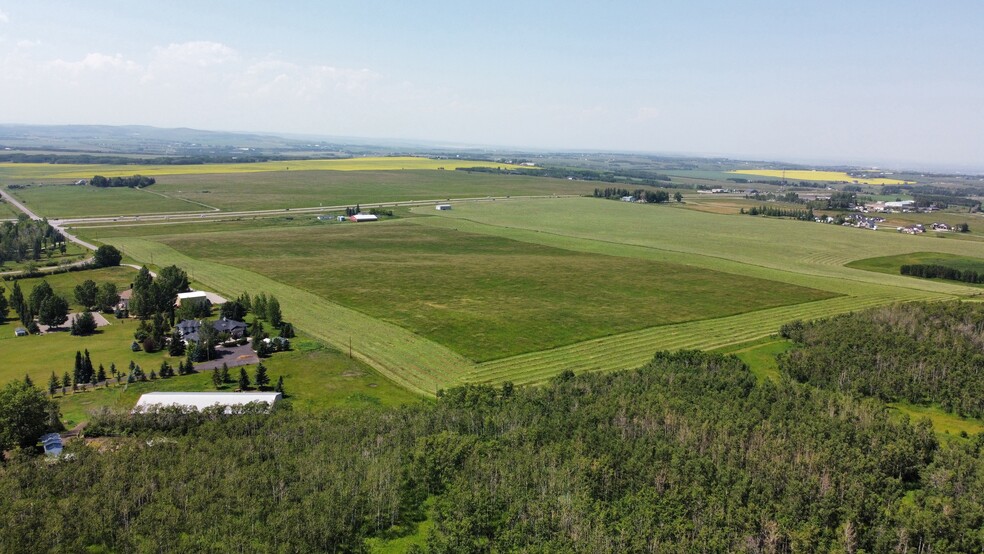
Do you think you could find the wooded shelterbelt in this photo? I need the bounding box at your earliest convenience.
[779,302,984,419]
[0,215,64,265]
[1,350,980,552]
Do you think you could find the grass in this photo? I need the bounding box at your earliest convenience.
[888,402,984,437]
[846,252,984,278]
[0,157,529,182]
[729,169,912,185]
[151,221,834,362]
[5,184,204,217]
[0,241,89,273]
[721,338,794,383]
[55,337,422,427]
[2,266,139,311]
[71,196,981,392]
[152,170,590,212]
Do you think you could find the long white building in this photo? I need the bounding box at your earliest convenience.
[134,392,282,412]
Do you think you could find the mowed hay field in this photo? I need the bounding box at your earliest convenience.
[729,169,912,185]
[0,156,528,182]
[82,196,981,390]
[152,170,593,212]
[6,184,206,218]
[151,221,835,362]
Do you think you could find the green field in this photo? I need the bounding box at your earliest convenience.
[153,170,592,212]
[152,221,835,362]
[6,184,205,217]
[66,196,982,393]
[3,266,138,311]
[847,252,984,277]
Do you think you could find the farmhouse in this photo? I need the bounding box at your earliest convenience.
[176,291,211,308]
[435,204,452,211]
[134,392,282,413]
[177,318,247,342]
[350,214,379,222]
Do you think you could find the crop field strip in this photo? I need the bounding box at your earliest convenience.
[90,238,473,395]
[0,156,529,181]
[467,290,947,386]
[728,169,913,185]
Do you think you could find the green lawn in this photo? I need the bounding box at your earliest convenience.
[0,241,89,273]
[720,338,794,383]
[3,265,138,311]
[152,221,835,362]
[5,184,205,217]
[55,337,422,427]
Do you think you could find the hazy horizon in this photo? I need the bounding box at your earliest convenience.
[1,2,982,171]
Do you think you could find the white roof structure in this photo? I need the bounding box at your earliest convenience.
[134,392,282,412]
[177,291,209,301]
[351,213,379,222]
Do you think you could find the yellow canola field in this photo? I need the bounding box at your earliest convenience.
[0,156,528,181]
[730,169,912,185]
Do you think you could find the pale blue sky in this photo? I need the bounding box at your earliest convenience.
[0,1,981,170]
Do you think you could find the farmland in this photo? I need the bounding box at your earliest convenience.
[847,251,984,278]
[729,169,912,185]
[153,221,835,362]
[0,156,529,182]
[64,195,979,394]
[6,184,205,218]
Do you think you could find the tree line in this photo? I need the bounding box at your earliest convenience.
[0,215,65,267]
[741,205,815,220]
[901,263,984,284]
[0,349,980,551]
[779,301,984,418]
[88,175,156,188]
[592,187,676,203]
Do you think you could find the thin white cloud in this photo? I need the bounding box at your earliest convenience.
[153,41,238,67]
[0,9,9,24]
[47,52,141,75]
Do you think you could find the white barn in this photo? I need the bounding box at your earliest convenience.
[435,204,452,211]
[134,392,282,412]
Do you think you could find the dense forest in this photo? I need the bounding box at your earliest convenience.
[901,263,984,284]
[779,302,984,418]
[0,215,65,266]
[1,350,981,552]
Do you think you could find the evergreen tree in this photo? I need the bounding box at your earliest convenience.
[211,368,223,389]
[238,368,250,391]
[0,285,8,322]
[266,296,282,328]
[96,364,106,384]
[274,375,285,395]
[73,351,83,385]
[220,363,230,384]
[252,293,268,321]
[83,350,94,384]
[47,372,58,396]
[279,322,295,339]
[23,374,33,387]
[61,372,71,394]
[168,330,185,356]
[255,363,270,390]
[37,295,69,328]
[9,281,24,318]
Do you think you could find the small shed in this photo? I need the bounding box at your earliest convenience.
[14,327,28,337]
[40,433,63,456]
[350,214,379,222]
[435,204,452,211]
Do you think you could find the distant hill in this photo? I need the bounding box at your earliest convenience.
[0,124,347,157]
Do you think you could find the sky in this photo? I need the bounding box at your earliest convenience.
[0,1,982,170]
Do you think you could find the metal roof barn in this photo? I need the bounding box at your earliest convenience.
[134,392,282,412]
